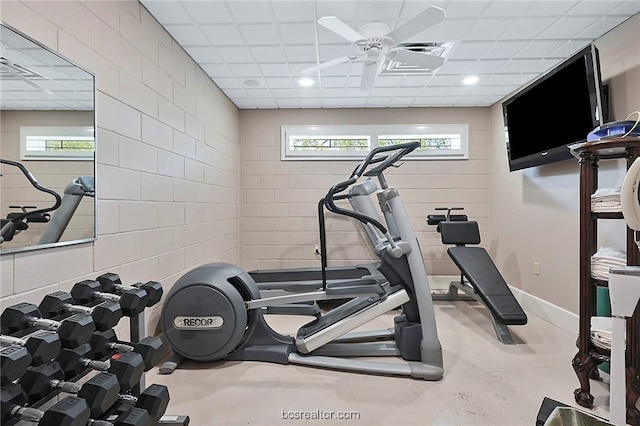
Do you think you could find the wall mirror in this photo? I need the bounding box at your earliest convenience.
[0,23,96,254]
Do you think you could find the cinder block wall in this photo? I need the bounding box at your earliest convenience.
[238,107,492,275]
[0,1,240,334]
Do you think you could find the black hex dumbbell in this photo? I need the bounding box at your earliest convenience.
[1,303,95,348]
[1,345,31,386]
[96,273,163,308]
[1,383,45,423]
[78,373,169,421]
[20,361,83,403]
[39,291,123,331]
[40,396,151,426]
[57,343,144,391]
[90,330,165,371]
[0,330,61,365]
[71,281,148,317]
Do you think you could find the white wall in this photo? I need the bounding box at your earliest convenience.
[239,107,491,274]
[488,14,640,314]
[0,1,240,334]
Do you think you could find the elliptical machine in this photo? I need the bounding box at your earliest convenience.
[160,142,444,380]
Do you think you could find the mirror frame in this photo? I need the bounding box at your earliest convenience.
[0,21,97,255]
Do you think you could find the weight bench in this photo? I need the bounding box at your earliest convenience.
[435,220,527,344]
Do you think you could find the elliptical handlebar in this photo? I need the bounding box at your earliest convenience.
[0,159,62,224]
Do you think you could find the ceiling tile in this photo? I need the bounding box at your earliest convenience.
[538,16,600,39]
[222,88,248,98]
[419,86,450,96]
[226,63,261,77]
[276,99,300,108]
[164,24,210,46]
[469,85,498,96]
[566,1,621,16]
[577,16,629,39]
[401,75,436,86]
[508,74,539,86]
[357,2,402,24]
[250,45,287,62]
[513,40,566,59]
[296,88,323,98]
[142,1,193,24]
[253,98,279,108]
[213,78,245,89]
[279,22,318,44]
[445,85,476,96]
[411,97,442,107]
[299,98,323,106]
[238,24,281,45]
[289,62,318,76]
[201,64,234,78]
[367,98,391,107]
[437,59,480,74]
[319,76,348,88]
[373,75,404,87]
[285,45,318,63]
[318,44,352,62]
[496,59,540,74]
[368,87,397,97]
[270,89,298,98]
[265,77,294,89]
[463,18,514,41]
[549,40,591,58]
[321,98,346,107]
[245,89,273,98]
[259,63,291,77]
[233,99,256,108]
[432,96,462,105]
[201,24,245,45]
[272,1,315,22]
[184,46,222,64]
[410,19,475,43]
[183,1,233,24]
[525,1,578,16]
[344,97,370,106]
[500,17,557,40]
[321,88,348,97]
[448,41,494,60]
[444,1,490,18]
[312,62,351,77]
[226,1,274,23]
[456,95,489,105]
[394,87,424,97]
[217,46,255,63]
[399,1,449,20]
[481,41,529,60]
[481,1,532,17]
[427,74,466,86]
[610,1,640,14]
[315,1,358,21]
[387,97,415,106]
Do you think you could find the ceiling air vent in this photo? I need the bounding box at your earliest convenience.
[380,42,455,75]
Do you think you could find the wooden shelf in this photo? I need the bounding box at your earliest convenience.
[572,139,639,423]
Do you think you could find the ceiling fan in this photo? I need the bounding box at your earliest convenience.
[302,6,447,91]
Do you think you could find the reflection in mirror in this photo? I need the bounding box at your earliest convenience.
[0,23,96,254]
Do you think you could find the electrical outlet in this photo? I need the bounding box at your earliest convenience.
[534,262,540,275]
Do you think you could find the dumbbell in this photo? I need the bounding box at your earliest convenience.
[71,281,148,317]
[96,274,163,308]
[0,330,61,365]
[90,330,165,371]
[57,343,144,391]
[1,303,95,347]
[20,361,84,402]
[78,373,169,421]
[41,397,151,426]
[1,345,31,386]
[39,292,123,331]
[1,383,45,423]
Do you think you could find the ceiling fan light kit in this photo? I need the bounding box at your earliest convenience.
[302,6,447,91]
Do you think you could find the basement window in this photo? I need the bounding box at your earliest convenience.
[20,126,95,161]
[282,124,468,160]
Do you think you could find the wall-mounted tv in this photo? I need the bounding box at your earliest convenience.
[503,45,603,172]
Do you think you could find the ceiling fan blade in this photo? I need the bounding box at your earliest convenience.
[302,55,352,74]
[318,16,364,43]
[387,49,445,70]
[386,6,446,43]
[360,61,378,91]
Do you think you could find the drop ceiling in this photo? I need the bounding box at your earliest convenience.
[142,0,639,109]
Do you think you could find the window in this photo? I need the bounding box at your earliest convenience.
[20,126,94,161]
[282,124,468,160]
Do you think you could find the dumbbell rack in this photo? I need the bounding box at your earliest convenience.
[2,296,189,425]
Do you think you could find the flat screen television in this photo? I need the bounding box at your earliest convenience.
[503,45,603,172]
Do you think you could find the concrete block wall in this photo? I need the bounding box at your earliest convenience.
[0,0,240,335]
[239,107,491,275]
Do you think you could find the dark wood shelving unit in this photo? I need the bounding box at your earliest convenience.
[570,137,640,425]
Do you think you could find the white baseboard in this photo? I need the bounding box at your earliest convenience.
[428,275,579,335]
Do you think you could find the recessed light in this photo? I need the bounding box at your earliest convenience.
[297,78,316,87]
[243,79,262,88]
[462,76,479,85]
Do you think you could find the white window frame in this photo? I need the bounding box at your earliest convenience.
[20,126,95,161]
[281,124,469,161]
